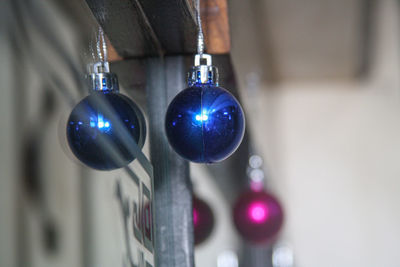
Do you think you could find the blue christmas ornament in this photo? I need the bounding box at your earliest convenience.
[67,62,146,170]
[165,54,245,163]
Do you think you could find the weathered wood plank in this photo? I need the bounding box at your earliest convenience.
[88,0,231,60]
[136,0,197,55]
[201,0,231,54]
[85,0,163,57]
[146,56,194,267]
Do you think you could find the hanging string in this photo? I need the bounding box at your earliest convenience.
[196,0,204,55]
[92,26,110,72]
[99,26,108,62]
[96,26,103,62]
[89,31,96,62]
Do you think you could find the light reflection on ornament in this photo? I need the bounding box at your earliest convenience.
[195,110,209,122]
[248,202,269,223]
[89,114,111,130]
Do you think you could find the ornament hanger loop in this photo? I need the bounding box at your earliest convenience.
[190,0,218,85]
[190,54,217,85]
[87,26,117,92]
[88,26,110,74]
[93,61,110,73]
[88,62,117,92]
[194,54,212,66]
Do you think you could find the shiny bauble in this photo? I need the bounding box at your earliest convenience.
[67,91,145,170]
[233,190,284,244]
[193,196,215,245]
[165,84,245,163]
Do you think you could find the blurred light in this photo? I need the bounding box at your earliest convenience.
[250,180,264,192]
[195,114,208,121]
[193,209,199,226]
[249,168,264,182]
[193,196,215,245]
[245,72,261,97]
[217,250,238,267]
[249,155,263,169]
[89,114,111,130]
[248,202,269,223]
[195,109,209,122]
[233,191,284,243]
[272,244,294,267]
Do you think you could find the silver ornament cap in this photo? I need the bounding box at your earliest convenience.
[87,61,119,92]
[188,54,219,86]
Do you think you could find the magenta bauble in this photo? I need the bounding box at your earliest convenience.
[193,196,215,245]
[233,190,284,244]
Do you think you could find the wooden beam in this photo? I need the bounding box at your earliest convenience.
[105,38,123,62]
[146,56,194,267]
[201,0,231,54]
[85,0,163,58]
[136,0,197,55]
[91,0,232,61]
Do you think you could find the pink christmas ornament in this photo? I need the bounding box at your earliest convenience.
[193,196,215,245]
[233,190,284,244]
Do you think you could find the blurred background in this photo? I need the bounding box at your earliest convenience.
[1,0,400,267]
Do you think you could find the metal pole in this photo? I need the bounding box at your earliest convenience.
[146,56,195,267]
[242,245,273,267]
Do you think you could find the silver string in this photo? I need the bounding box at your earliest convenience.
[100,26,108,62]
[196,0,204,55]
[89,31,96,62]
[96,26,103,62]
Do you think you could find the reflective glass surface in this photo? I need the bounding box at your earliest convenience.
[165,84,245,163]
[67,92,145,170]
